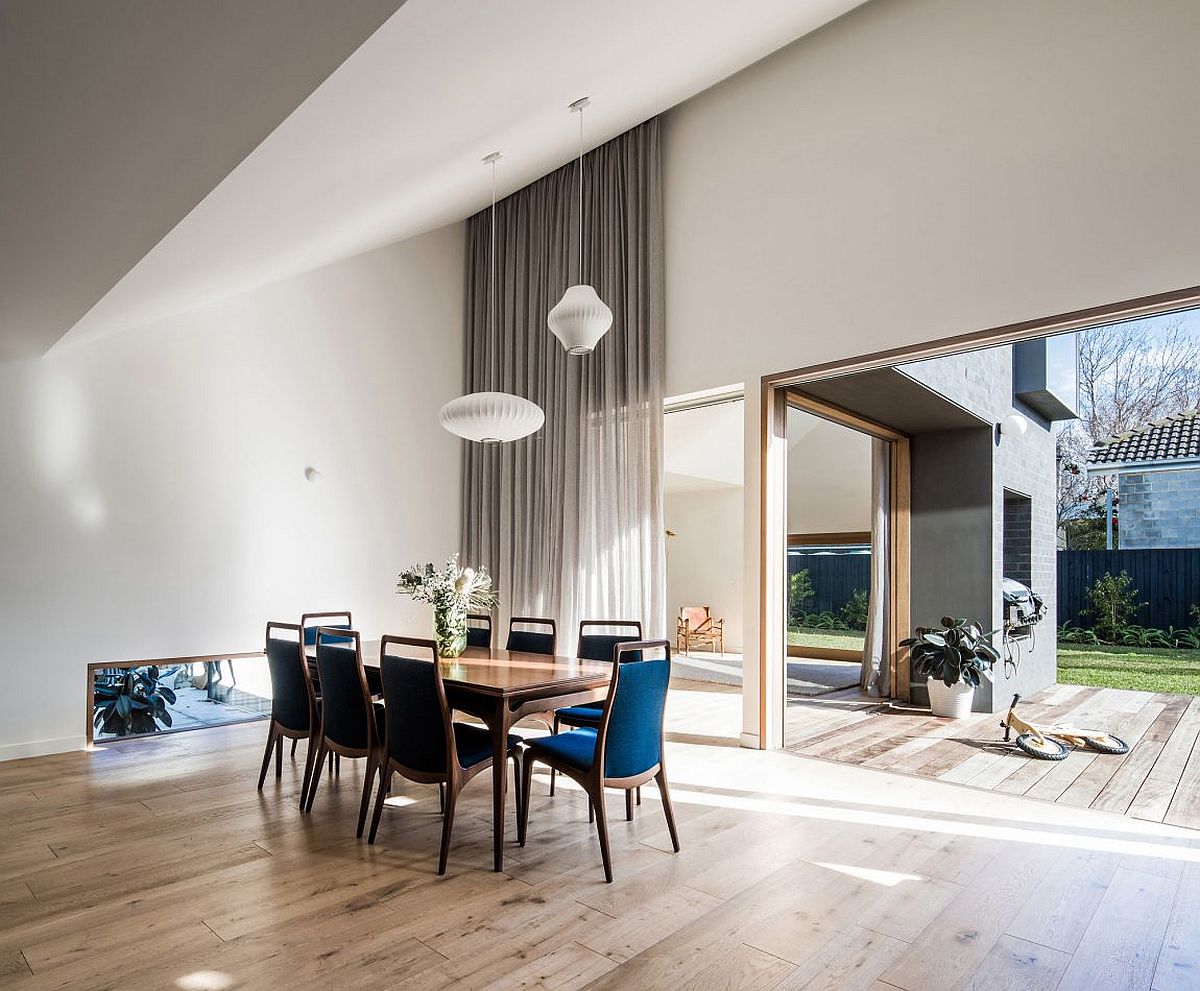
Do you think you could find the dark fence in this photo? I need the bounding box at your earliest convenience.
[788,551,871,614]
[1057,549,1200,631]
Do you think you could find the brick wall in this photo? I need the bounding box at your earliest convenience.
[1119,469,1200,549]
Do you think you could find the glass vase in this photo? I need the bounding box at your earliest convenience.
[434,604,468,658]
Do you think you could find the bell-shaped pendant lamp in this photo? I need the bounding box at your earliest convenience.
[441,153,545,445]
[547,97,612,356]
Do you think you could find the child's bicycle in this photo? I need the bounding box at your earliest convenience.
[1001,693,1130,761]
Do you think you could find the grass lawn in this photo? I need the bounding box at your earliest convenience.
[788,627,865,651]
[1058,643,1200,695]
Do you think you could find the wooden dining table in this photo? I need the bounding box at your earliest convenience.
[306,642,611,871]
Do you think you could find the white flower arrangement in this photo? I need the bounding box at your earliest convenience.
[396,555,498,613]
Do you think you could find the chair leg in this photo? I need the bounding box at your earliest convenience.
[625,789,634,821]
[636,786,642,806]
[438,782,445,815]
[518,753,535,847]
[437,783,458,876]
[291,738,298,758]
[368,767,392,844]
[588,797,594,823]
[511,751,523,829]
[305,742,329,812]
[656,768,680,853]
[334,753,341,775]
[549,715,560,797]
[299,735,317,810]
[593,787,613,883]
[256,723,278,791]
[356,751,378,838]
[275,733,283,779]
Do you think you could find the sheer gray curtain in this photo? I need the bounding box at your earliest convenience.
[460,119,665,643]
[861,438,890,695]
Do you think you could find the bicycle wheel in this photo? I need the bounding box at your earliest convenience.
[1082,734,1130,755]
[1015,733,1069,761]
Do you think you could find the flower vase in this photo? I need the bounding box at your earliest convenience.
[434,604,468,658]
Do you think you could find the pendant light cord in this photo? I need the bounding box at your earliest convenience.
[490,157,497,341]
[576,105,584,285]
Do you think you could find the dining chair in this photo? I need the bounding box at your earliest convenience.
[300,610,353,646]
[505,616,557,655]
[257,621,321,809]
[368,636,523,874]
[548,620,643,797]
[303,627,384,837]
[518,640,679,883]
[466,613,493,649]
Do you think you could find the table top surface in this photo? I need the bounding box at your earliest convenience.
[306,641,611,696]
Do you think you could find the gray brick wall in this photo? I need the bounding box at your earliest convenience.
[1119,469,1200,549]
[902,346,1060,712]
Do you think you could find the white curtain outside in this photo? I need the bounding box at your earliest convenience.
[861,438,890,695]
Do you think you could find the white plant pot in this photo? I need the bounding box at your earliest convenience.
[927,677,975,718]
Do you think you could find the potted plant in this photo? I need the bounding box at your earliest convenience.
[901,617,999,718]
[92,665,178,737]
[397,555,498,657]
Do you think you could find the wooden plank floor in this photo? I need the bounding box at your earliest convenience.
[2,683,1199,990]
[786,684,1200,830]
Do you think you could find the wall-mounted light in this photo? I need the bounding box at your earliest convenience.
[304,466,323,483]
[995,412,1030,444]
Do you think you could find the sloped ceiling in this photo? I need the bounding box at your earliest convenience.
[0,0,405,359]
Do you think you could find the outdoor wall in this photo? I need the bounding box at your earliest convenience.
[665,486,744,651]
[0,226,465,759]
[662,0,1200,743]
[903,345,1060,711]
[1118,469,1200,549]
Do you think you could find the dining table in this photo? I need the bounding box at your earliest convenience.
[306,641,611,871]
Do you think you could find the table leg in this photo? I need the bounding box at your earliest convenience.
[490,699,509,872]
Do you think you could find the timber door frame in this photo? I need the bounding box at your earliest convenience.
[781,392,911,707]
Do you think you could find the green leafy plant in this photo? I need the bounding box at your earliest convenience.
[802,610,842,630]
[1116,624,1171,648]
[1170,626,1200,649]
[1058,620,1100,646]
[901,617,999,688]
[1083,571,1145,642]
[93,666,177,737]
[839,589,870,631]
[788,570,814,628]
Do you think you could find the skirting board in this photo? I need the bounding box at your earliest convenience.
[739,731,761,750]
[0,735,86,762]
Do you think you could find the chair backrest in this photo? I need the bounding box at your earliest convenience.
[301,610,353,646]
[577,619,643,662]
[264,621,315,732]
[679,606,710,631]
[466,613,493,649]
[314,627,374,751]
[378,637,455,775]
[506,616,557,656]
[597,640,672,780]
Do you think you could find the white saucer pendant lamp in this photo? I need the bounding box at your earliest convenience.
[441,153,544,445]
[548,97,612,356]
[439,391,545,445]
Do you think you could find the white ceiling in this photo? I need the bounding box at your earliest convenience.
[55,0,866,350]
[665,400,745,494]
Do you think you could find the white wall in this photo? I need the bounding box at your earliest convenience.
[0,226,464,759]
[662,0,1200,745]
[665,486,744,651]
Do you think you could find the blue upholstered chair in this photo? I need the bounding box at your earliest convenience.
[466,613,493,649]
[368,636,523,874]
[549,620,643,799]
[302,628,384,838]
[518,640,679,883]
[300,610,353,647]
[258,621,320,808]
[505,616,557,655]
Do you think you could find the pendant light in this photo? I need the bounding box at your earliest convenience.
[547,97,613,356]
[440,153,545,445]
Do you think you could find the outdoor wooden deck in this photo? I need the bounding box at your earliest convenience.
[786,683,1200,830]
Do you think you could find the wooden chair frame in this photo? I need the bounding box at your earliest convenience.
[368,635,522,874]
[506,616,558,655]
[257,621,321,808]
[302,627,383,838]
[466,612,494,648]
[518,640,680,883]
[676,606,725,655]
